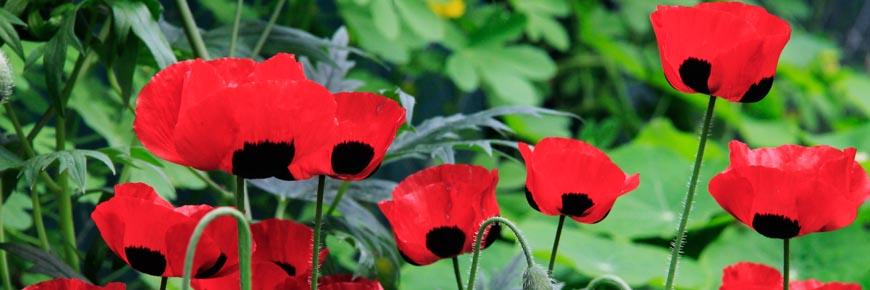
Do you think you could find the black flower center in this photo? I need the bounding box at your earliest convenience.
[752,213,800,239]
[425,226,466,258]
[740,77,774,103]
[274,261,296,276]
[231,141,295,180]
[560,193,594,217]
[331,141,375,175]
[125,246,166,276]
[195,253,227,278]
[679,58,712,94]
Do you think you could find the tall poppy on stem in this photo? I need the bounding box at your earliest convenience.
[378,164,501,290]
[23,278,125,290]
[519,137,639,274]
[650,2,791,289]
[721,262,861,290]
[709,141,870,290]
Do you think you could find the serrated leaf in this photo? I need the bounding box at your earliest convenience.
[201,20,337,64]
[19,150,116,192]
[488,254,524,290]
[113,0,177,68]
[0,7,25,59]
[394,0,444,41]
[0,243,89,281]
[300,26,365,93]
[0,146,23,171]
[44,8,82,113]
[468,12,526,48]
[396,88,416,127]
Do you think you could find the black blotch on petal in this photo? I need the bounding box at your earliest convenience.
[483,223,501,248]
[399,250,421,266]
[679,58,712,94]
[740,77,774,103]
[332,141,375,175]
[560,193,594,217]
[195,253,227,278]
[524,187,541,212]
[425,226,466,258]
[125,246,167,276]
[274,262,296,276]
[752,213,800,239]
[232,141,295,180]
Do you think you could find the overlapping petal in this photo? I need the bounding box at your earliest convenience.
[23,278,125,290]
[721,262,861,290]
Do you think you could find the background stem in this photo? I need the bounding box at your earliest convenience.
[311,175,326,290]
[452,256,464,290]
[783,239,790,290]
[55,113,79,270]
[0,186,13,290]
[228,0,243,57]
[547,215,566,274]
[174,0,211,59]
[250,0,287,57]
[235,176,250,220]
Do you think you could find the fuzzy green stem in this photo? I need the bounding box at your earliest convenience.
[585,275,632,290]
[174,0,211,59]
[783,239,790,290]
[228,0,243,57]
[452,257,464,290]
[55,113,79,270]
[275,197,289,219]
[324,181,349,217]
[181,207,252,290]
[250,0,287,57]
[467,217,534,290]
[4,103,35,156]
[547,215,566,274]
[235,176,250,220]
[30,189,50,251]
[0,184,13,290]
[664,96,717,290]
[187,168,232,198]
[160,277,168,290]
[311,175,326,290]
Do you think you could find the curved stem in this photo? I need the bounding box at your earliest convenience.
[783,239,790,290]
[174,0,211,59]
[324,181,349,217]
[452,257,464,290]
[585,275,632,290]
[467,216,534,290]
[181,207,252,290]
[250,0,287,57]
[228,0,243,57]
[547,215,566,274]
[235,176,250,220]
[188,168,232,198]
[311,175,326,290]
[664,96,717,290]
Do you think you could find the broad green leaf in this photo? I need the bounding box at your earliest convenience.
[401,241,521,290]
[634,118,726,161]
[114,36,140,106]
[197,0,256,23]
[113,0,177,68]
[481,69,538,105]
[467,12,527,48]
[0,146,22,171]
[0,7,25,59]
[394,0,444,41]
[842,72,870,118]
[0,243,89,281]
[736,116,800,148]
[371,0,400,40]
[19,150,115,193]
[44,8,82,112]
[504,114,572,143]
[510,0,569,16]
[445,52,479,91]
[68,75,136,147]
[2,192,31,230]
[526,14,569,51]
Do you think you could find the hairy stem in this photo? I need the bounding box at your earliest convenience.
[311,175,326,290]
[585,275,632,290]
[181,207,252,290]
[467,216,533,290]
[235,176,250,220]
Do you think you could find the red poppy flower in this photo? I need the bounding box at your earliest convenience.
[91,183,240,278]
[721,262,860,290]
[519,137,639,224]
[134,53,337,180]
[192,219,328,290]
[322,92,405,181]
[650,2,791,102]
[709,141,870,239]
[378,164,501,266]
[23,278,125,290]
[319,275,385,290]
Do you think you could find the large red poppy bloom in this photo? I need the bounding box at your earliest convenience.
[192,219,328,290]
[721,262,860,290]
[519,137,639,224]
[134,53,337,180]
[91,183,240,278]
[23,278,125,290]
[323,92,405,181]
[709,141,870,239]
[650,2,791,103]
[378,164,501,266]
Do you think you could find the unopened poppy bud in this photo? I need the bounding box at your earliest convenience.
[522,263,553,290]
[0,50,13,101]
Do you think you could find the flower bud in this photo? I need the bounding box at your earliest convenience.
[522,263,553,290]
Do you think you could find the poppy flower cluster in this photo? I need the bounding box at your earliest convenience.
[91,183,240,278]
[134,53,405,181]
[709,141,870,239]
[519,137,639,223]
[378,164,501,266]
[720,262,860,290]
[23,278,125,290]
[650,1,791,102]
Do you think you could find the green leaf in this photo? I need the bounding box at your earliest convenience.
[0,7,25,59]
[0,146,23,171]
[445,52,479,91]
[19,150,115,193]
[736,116,800,148]
[841,72,870,118]
[0,243,89,281]
[44,8,82,112]
[114,36,140,106]
[371,0,400,40]
[2,192,31,230]
[468,12,527,48]
[112,0,177,68]
[394,0,444,41]
[401,241,520,290]
[525,14,569,51]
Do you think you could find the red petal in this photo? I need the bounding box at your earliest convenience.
[328,92,406,180]
[790,280,862,290]
[251,219,328,275]
[720,262,782,290]
[134,60,201,164]
[23,278,125,290]
[251,53,306,82]
[202,57,257,86]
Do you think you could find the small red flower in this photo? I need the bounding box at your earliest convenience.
[650,2,791,102]
[23,278,125,290]
[91,183,240,278]
[324,92,406,181]
[709,141,870,239]
[192,219,328,290]
[319,275,385,290]
[519,137,639,224]
[134,53,338,180]
[721,262,860,290]
[378,164,501,266]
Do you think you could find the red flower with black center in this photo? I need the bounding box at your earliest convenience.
[378,164,501,266]
[709,141,870,239]
[650,2,791,103]
[319,275,385,290]
[23,278,125,290]
[192,219,328,290]
[134,53,337,180]
[91,183,239,278]
[323,92,405,181]
[519,137,639,223]
[721,262,860,290]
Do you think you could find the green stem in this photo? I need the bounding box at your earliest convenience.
[4,102,35,156]
[187,168,232,198]
[783,239,790,290]
[26,106,54,143]
[181,207,252,290]
[324,181,349,217]
[0,183,13,290]
[228,0,244,57]
[160,277,168,290]
[311,175,326,290]
[174,0,211,59]
[275,196,289,219]
[547,215,566,274]
[30,188,50,251]
[663,96,717,290]
[452,257,464,290]
[250,0,287,57]
[585,275,632,290]
[467,216,534,290]
[235,176,250,220]
[55,113,79,270]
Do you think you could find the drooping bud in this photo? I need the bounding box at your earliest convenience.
[0,50,14,102]
[522,263,553,290]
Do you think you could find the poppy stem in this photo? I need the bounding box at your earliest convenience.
[275,196,289,219]
[30,188,50,252]
[664,95,716,290]
[159,277,168,290]
[324,181,350,217]
[55,113,80,270]
[181,207,253,290]
[250,0,287,58]
[228,0,243,57]
[452,257,464,290]
[585,275,632,290]
[235,176,251,220]
[783,238,790,290]
[311,175,327,290]
[0,189,13,290]
[547,215,566,275]
[467,216,534,290]
[174,0,211,60]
